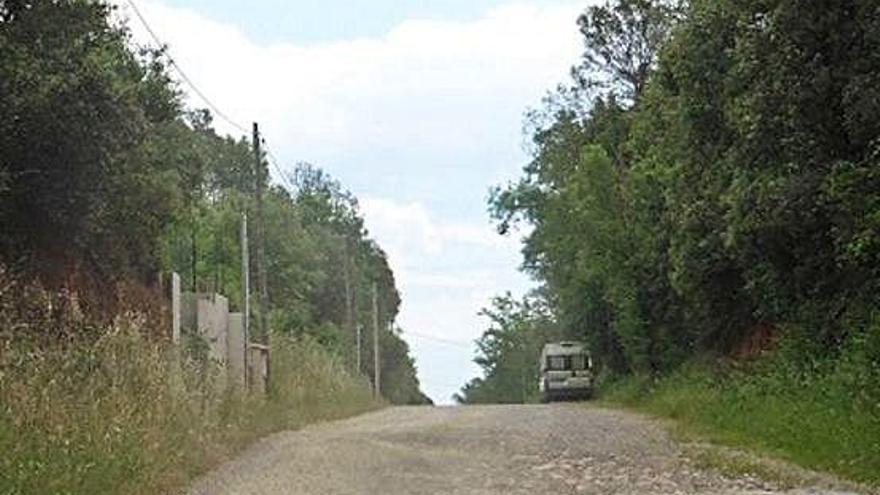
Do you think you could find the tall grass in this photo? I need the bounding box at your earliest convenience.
[601,328,880,486]
[0,313,378,495]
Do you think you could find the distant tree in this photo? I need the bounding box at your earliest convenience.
[380,328,433,405]
[457,293,562,404]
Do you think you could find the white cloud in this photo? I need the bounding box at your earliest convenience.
[116,0,586,404]
[406,273,487,290]
[358,195,529,343]
[116,0,585,156]
[359,196,514,257]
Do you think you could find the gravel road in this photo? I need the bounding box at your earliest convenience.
[187,404,860,495]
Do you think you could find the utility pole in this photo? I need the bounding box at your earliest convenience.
[252,122,269,344]
[191,208,198,290]
[356,324,362,373]
[343,237,360,371]
[214,219,222,293]
[240,211,250,385]
[372,282,380,397]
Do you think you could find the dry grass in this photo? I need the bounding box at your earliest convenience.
[0,279,379,494]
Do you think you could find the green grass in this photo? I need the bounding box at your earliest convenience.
[600,356,880,488]
[0,319,379,495]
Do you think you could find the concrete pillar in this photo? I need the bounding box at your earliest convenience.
[248,344,269,394]
[197,294,229,365]
[227,313,245,389]
[171,272,181,344]
[180,293,198,336]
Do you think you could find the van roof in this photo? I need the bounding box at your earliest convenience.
[542,341,588,356]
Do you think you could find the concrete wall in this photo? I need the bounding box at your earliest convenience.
[248,343,270,394]
[180,293,229,364]
[180,293,198,339]
[227,313,245,389]
[171,283,266,393]
[171,273,181,344]
[197,294,229,366]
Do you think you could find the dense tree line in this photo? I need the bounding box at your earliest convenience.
[0,0,429,405]
[460,0,880,402]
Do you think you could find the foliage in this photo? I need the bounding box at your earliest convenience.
[456,293,562,404]
[574,0,683,100]
[0,0,182,284]
[601,320,880,485]
[487,0,880,375]
[380,327,434,405]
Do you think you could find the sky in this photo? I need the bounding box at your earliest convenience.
[118,0,588,404]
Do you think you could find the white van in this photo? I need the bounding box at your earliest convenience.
[539,341,594,402]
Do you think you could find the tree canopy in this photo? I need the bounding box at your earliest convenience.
[461,0,880,403]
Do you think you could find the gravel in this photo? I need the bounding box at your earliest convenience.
[186,404,863,495]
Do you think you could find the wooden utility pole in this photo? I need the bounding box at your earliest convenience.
[342,237,354,367]
[356,324,362,373]
[240,211,250,383]
[252,122,269,344]
[213,216,221,293]
[191,209,198,290]
[371,281,380,397]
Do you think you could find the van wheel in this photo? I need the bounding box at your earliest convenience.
[541,381,553,403]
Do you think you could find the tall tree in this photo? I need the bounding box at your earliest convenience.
[0,0,182,286]
[574,0,682,101]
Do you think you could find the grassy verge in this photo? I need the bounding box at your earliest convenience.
[0,317,379,495]
[600,353,880,488]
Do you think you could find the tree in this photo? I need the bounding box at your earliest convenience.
[0,0,182,287]
[487,0,880,389]
[574,0,683,101]
[457,293,562,404]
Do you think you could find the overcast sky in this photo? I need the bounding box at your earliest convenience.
[119,0,588,404]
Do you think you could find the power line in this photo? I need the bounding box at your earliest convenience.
[125,0,298,196]
[124,0,248,135]
[266,148,297,193]
[403,330,473,349]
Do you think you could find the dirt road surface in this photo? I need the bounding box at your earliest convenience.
[187,404,859,495]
